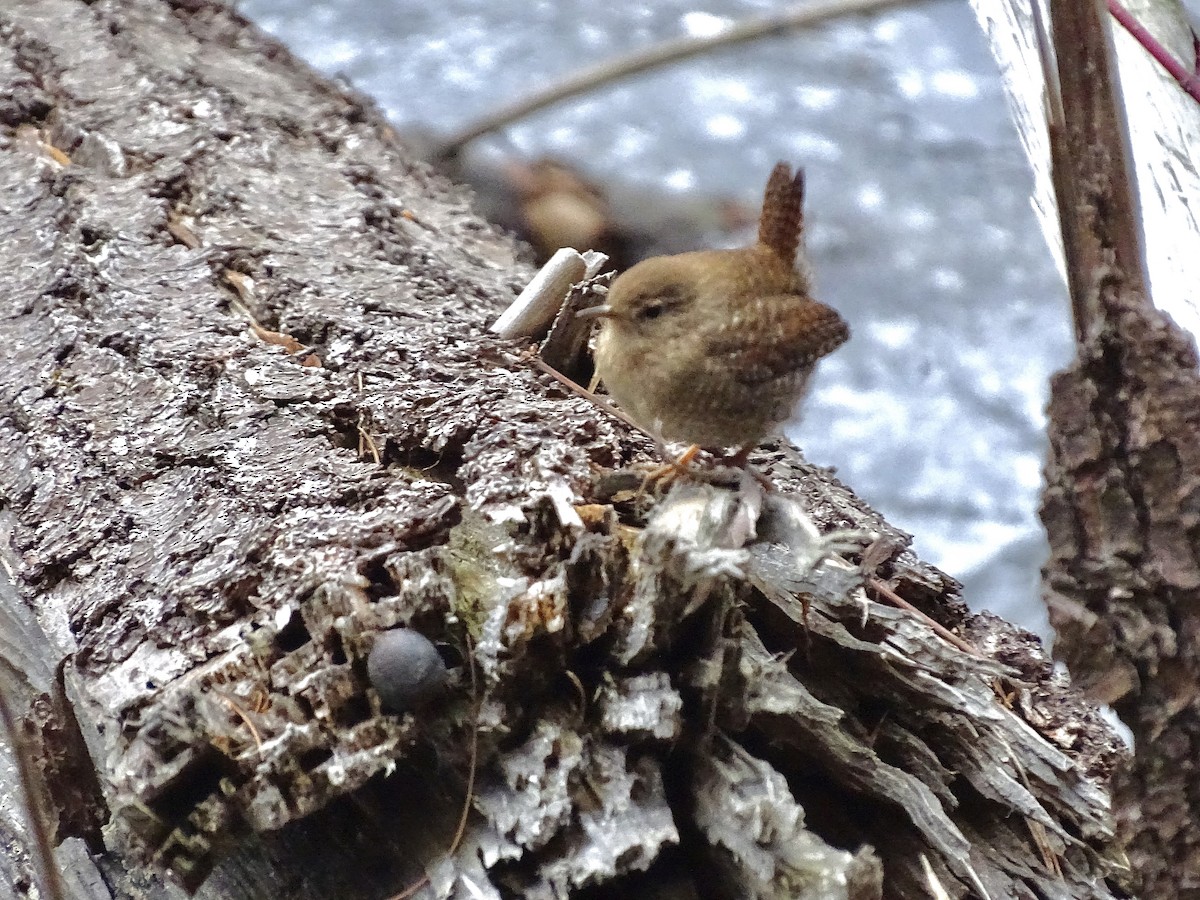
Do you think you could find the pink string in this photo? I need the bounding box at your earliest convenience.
[1106,0,1200,103]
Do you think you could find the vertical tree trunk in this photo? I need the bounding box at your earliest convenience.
[974,0,1200,893]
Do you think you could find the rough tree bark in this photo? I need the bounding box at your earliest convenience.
[0,1,1125,899]
[1035,0,1200,894]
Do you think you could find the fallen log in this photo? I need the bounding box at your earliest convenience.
[0,1,1125,897]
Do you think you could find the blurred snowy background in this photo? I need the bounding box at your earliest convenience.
[236,0,1072,641]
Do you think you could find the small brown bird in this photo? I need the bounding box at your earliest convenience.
[580,162,849,458]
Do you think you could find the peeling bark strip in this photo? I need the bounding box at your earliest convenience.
[0,1,1123,898]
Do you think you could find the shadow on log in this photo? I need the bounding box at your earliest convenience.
[0,1,1125,898]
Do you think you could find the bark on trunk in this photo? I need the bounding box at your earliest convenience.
[0,1,1125,898]
[1030,0,1200,894]
[1043,283,1200,899]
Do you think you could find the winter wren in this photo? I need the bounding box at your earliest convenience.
[581,162,849,453]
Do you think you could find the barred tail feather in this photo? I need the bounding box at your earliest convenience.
[757,161,805,263]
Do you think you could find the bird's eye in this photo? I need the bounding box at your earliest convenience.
[628,286,690,323]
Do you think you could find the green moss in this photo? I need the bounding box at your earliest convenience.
[443,508,517,635]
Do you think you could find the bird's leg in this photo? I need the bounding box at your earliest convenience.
[638,442,702,498]
[727,443,755,468]
[716,442,774,491]
[671,443,702,469]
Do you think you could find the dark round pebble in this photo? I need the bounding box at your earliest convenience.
[367,628,448,712]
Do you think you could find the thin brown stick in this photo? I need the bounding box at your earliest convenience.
[217,693,265,754]
[358,421,382,465]
[528,355,648,435]
[0,684,66,900]
[867,577,981,657]
[436,0,919,157]
[449,637,480,846]
[355,371,382,464]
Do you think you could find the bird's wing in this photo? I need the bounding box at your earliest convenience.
[704,295,849,386]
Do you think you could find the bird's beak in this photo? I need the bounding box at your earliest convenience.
[575,303,615,321]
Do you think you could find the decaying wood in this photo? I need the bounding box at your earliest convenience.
[1035,0,1200,894]
[0,1,1125,898]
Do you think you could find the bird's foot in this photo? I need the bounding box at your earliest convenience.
[638,443,703,498]
[711,443,774,491]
